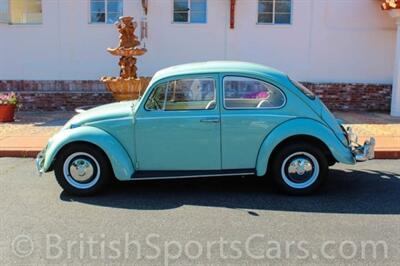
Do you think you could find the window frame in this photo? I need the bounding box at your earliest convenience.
[0,0,43,25]
[0,0,9,24]
[89,0,123,25]
[257,0,292,26]
[172,0,207,24]
[144,77,217,112]
[222,75,287,110]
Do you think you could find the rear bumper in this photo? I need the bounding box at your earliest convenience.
[346,127,375,162]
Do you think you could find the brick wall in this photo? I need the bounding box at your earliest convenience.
[0,80,113,111]
[304,83,392,112]
[0,80,393,112]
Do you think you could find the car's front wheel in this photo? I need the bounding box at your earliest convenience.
[54,143,112,196]
[271,143,328,195]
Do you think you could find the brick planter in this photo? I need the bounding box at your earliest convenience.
[0,80,392,112]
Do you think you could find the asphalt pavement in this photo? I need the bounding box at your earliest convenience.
[1,158,400,265]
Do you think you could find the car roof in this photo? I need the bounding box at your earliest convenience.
[152,61,289,82]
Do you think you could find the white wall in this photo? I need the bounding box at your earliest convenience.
[0,0,139,80]
[0,0,397,83]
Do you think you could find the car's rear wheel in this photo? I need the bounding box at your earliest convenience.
[54,143,112,196]
[271,143,328,195]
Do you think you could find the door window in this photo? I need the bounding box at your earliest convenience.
[223,76,286,109]
[145,78,216,111]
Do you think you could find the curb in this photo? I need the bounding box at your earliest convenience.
[0,150,41,158]
[0,149,399,159]
[375,150,400,159]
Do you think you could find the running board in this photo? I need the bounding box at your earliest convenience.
[131,169,255,180]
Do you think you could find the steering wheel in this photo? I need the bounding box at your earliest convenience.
[205,100,216,110]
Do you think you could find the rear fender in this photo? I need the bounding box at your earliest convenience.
[256,118,355,176]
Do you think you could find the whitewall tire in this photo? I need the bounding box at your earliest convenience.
[271,144,328,195]
[54,143,112,196]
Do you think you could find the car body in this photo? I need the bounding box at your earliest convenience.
[36,61,375,195]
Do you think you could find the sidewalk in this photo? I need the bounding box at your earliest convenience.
[0,112,73,157]
[335,112,400,159]
[0,111,399,159]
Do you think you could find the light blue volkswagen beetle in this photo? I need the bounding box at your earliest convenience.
[36,61,375,195]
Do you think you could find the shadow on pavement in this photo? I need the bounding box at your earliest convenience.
[334,111,400,125]
[34,118,71,127]
[13,111,75,127]
[60,168,400,215]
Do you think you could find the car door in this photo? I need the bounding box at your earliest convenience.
[134,75,221,171]
[220,75,290,170]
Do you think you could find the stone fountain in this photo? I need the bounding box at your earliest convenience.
[101,16,151,101]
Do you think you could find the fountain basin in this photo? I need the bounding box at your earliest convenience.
[107,48,147,57]
[101,77,151,101]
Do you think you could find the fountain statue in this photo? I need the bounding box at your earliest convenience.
[101,16,151,101]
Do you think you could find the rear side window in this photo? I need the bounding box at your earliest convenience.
[145,78,216,111]
[223,76,285,109]
[290,79,316,100]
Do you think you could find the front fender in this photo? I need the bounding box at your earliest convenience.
[42,126,134,181]
[256,118,355,176]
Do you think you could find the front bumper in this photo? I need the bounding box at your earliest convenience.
[346,127,375,162]
[35,150,45,175]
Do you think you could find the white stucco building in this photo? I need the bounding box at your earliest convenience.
[0,0,399,114]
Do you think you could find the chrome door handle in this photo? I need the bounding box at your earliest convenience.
[200,118,220,123]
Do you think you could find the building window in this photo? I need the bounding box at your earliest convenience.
[173,0,207,24]
[0,0,43,24]
[258,0,291,24]
[90,0,123,24]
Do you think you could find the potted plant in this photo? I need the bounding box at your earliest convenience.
[0,92,18,122]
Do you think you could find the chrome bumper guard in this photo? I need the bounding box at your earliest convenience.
[346,127,376,162]
[35,150,45,176]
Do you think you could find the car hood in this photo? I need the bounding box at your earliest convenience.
[64,101,136,129]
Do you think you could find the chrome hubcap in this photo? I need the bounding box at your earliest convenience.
[281,152,320,189]
[288,158,313,179]
[63,152,101,190]
[69,158,94,182]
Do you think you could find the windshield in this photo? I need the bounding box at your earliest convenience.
[290,78,316,100]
